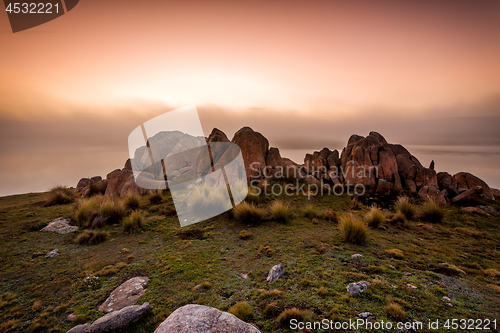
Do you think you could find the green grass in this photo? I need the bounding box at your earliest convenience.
[0,187,499,333]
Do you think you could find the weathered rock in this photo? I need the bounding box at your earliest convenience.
[124,159,133,171]
[418,186,447,206]
[358,312,375,321]
[105,169,133,196]
[378,151,398,182]
[453,172,494,201]
[40,218,78,234]
[91,176,102,183]
[415,168,438,190]
[67,303,152,333]
[266,263,284,282]
[478,205,500,216]
[266,147,282,168]
[304,175,321,186]
[437,172,458,197]
[396,155,418,181]
[376,179,393,196]
[98,277,150,313]
[45,249,59,258]
[66,313,76,322]
[304,152,327,176]
[119,174,156,197]
[451,186,483,204]
[461,207,490,216]
[76,178,90,193]
[429,160,435,170]
[153,304,261,333]
[492,188,500,198]
[232,127,269,183]
[404,179,417,192]
[319,147,331,160]
[346,281,371,294]
[327,150,340,168]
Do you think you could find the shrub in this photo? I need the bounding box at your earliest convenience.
[303,205,318,219]
[228,301,253,321]
[277,308,313,327]
[74,198,98,228]
[44,185,76,206]
[321,209,338,222]
[239,230,253,240]
[200,282,212,290]
[257,245,275,257]
[99,199,125,224]
[299,279,311,288]
[233,202,266,225]
[384,302,405,319]
[419,199,444,223]
[75,230,108,245]
[148,189,163,204]
[339,213,368,245]
[269,200,292,223]
[124,211,144,233]
[316,286,329,296]
[124,194,141,210]
[32,300,42,312]
[394,196,415,220]
[364,205,385,228]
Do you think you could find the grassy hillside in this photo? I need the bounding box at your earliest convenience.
[0,188,499,332]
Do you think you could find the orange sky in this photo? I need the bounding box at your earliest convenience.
[1,0,500,195]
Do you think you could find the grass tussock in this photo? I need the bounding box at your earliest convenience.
[74,198,99,228]
[316,286,329,296]
[419,199,444,223]
[321,209,338,222]
[385,302,405,319]
[239,230,253,240]
[484,269,500,279]
[148,189,163,204]
[124,211,144,233]
[394,196,415,220]
[277,308,313,328]
[364,205,385,228]
[124,193,141,210]
[44,185,76,206]
[234,202,266,225]
[384,248,404,259]
[99,199,126,224]
[269,200,292,223]
[75,230,108,245]
[228,301,253,321]
[389,211,407,227]
[303,205,318,219]
[339,213,368,245]
[455,227,483,238]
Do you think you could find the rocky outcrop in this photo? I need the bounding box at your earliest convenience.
[105,169,133,196]
[76,178,90,193]
[452,186,484,204]
[418,186,447,206]
[98,277,150,313]
[437,172,458,197]
[232,127,269,183]
[340,131,437,194]
[153,304,261,333]
[67,303,152,333]
[454,172,494,201]
[40,218,78,234]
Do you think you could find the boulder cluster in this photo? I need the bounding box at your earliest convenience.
[75,127,497,205]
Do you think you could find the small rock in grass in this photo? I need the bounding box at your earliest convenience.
[407,284,417,289]
[239,273,249,279]
[351,254,363,258]
[98,277,149,313]
[193,284,201,291]
[266,263,285,282]
[358,312,375,321]
[447,303,453,307]
[41,218,78,234]
[443,296,451,301]
[45,249,59,258]
[404,272,413,276]
[347,281,371,294]
[66,313,76,322]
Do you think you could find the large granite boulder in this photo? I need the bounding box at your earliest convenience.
[98,277,150,313]
[67,303,152,333]
[437,172,458,197]
[105,169,133,196]
[76,178,90,193]
[304,152,327,176]
[452,186,484,204]
[453,172,494,201]
[153,304,261,333]
[232,127,269,183]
